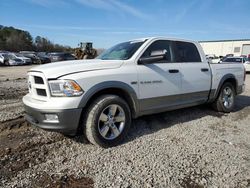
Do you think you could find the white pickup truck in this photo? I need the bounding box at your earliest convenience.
[23,37,246,147]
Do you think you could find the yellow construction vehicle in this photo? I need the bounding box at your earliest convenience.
[75,42,97,60]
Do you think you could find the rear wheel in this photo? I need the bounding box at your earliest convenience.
[84,95,131,147]
[212,82,235,113]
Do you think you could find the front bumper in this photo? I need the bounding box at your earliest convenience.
[24,105,82,136]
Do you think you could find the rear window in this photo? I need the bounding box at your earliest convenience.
[174,41,201,62]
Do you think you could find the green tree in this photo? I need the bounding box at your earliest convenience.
[0,25,73,52]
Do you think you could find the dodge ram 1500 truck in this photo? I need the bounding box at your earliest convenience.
[23,37,246,147]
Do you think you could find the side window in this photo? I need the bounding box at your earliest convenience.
[174,41,201,62]
[141,40,172,63]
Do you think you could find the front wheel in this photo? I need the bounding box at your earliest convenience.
[212,82,235,113]
[84,95,131,147]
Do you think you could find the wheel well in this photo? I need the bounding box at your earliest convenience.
[223,78,237,91]
[212,77,238,102]
[83,88,137,118]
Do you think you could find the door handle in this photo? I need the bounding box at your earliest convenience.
[201,68,209,72]
[169,69,179,73]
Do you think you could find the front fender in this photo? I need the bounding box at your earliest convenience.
[78,81,139,118]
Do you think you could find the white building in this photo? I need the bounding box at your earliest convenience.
[199,39,250,57]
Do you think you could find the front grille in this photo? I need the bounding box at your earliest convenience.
[28,72,49,100]
[34,76,44,84]
[36,89,47,96]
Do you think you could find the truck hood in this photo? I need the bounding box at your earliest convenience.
[29,59,124,79]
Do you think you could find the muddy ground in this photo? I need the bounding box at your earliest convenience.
[0,66,249,188]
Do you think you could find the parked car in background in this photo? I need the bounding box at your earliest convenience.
[0,53,10,65]
[48,52,76,62]
[37,53,51,64]
[1,54,25,66]
[7,56,26,66]
[220,57,246,64]
[9,53,32,65]
[20,51,40,64]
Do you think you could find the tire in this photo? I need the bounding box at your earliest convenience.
[84,95,131,147]
[212,82,235,113]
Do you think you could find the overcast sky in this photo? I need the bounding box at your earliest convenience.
[1,0,250,48]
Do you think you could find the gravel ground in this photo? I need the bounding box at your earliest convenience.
[0,66,250,188]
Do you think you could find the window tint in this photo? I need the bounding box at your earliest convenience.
[174,41,201,62]
[141,40,172,63]
[224,58,242,63]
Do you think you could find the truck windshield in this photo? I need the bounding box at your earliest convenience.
[97,40,145,60]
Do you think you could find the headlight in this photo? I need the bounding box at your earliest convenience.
[48,80,83,97]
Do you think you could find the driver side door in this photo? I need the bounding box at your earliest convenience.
[136,40,182,114]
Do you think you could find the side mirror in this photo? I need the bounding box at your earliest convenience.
[138,50,167,64]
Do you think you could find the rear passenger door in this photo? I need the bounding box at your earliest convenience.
[173,41,211,103]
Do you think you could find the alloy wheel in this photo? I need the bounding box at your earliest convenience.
[98,104,126,140]
[222,86,234,109]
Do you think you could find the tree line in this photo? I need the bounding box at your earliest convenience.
[0,25,73,52]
